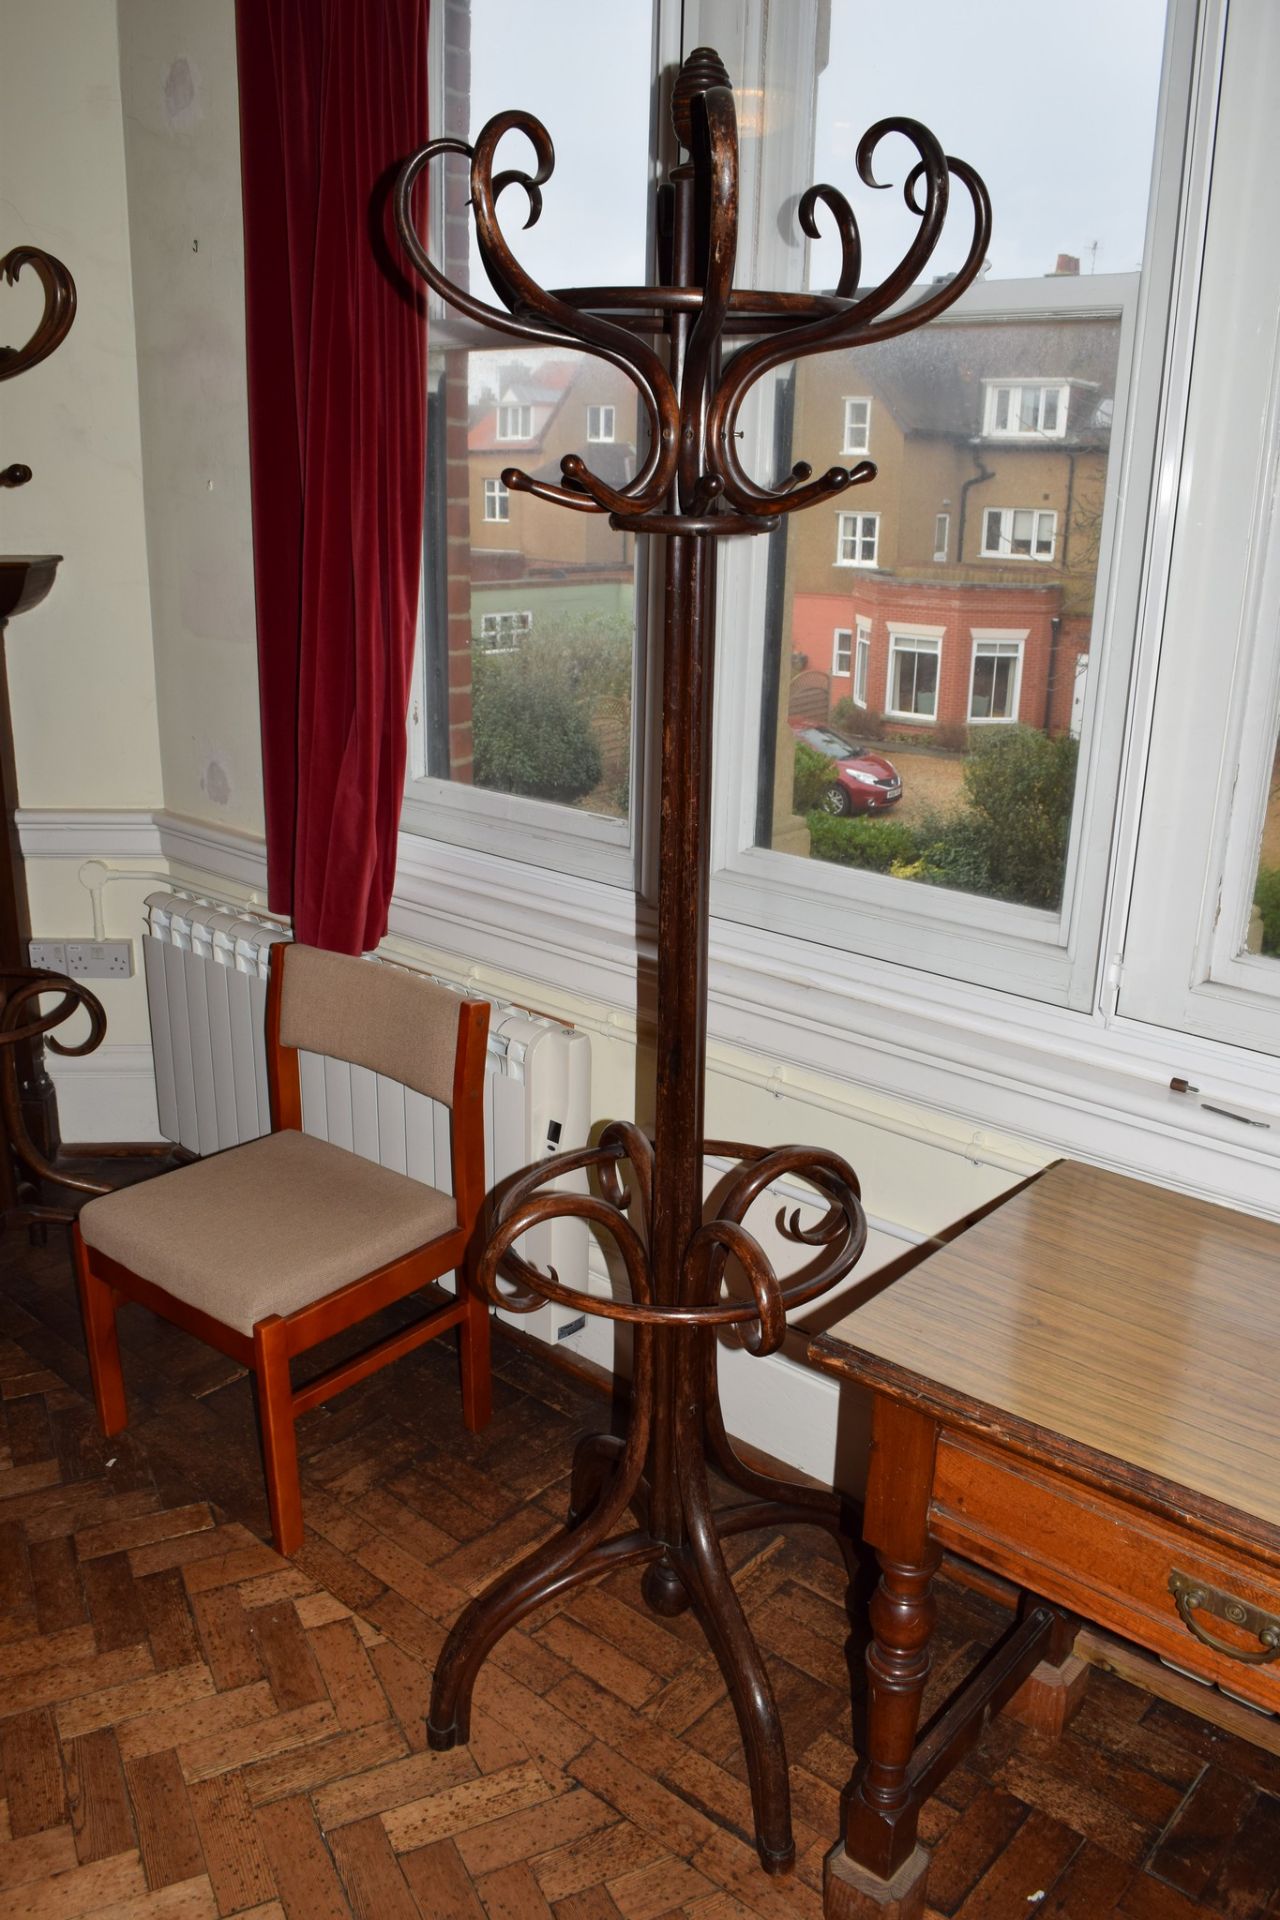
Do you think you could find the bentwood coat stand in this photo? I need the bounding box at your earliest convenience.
[393,47,990,1875]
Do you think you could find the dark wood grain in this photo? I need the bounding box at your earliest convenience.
[410,47,894,1874]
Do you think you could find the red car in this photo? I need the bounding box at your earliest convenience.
[790,722,903,817]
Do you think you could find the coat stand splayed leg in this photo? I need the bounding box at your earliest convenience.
[394,46,988,1877]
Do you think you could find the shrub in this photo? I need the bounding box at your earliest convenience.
[527,614,633,703]
[793,741,837,815]
[473,647,602,802]
[907,807,994,896]
[960,726,1079,909]
[831,699,884,741]
[932,721,970,754]
[469,612,634,806]
[1255,866,1280,957]
[806,811,922,873]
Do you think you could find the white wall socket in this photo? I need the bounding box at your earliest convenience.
[29,939,134,980]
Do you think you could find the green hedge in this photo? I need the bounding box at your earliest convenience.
[806,812,922,872]
[961,726,1078,910]
[1256,866,1280,956]
[473,650,601,802]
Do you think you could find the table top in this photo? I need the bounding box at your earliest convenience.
[808,1159,1280,1542]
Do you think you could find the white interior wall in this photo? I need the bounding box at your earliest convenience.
[2,1,167,1106]
[1,4,163,815]
[116,0,264,841]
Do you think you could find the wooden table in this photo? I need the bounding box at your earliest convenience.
[805,1159,1280,1919]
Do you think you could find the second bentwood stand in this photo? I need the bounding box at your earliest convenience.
[393,46,989,1877]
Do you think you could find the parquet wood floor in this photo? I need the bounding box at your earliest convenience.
[1,1223,1279,1918]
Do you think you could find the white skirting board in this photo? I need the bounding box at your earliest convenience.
[45,1043,164,1143]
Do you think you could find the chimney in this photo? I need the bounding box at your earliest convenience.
[1049,252,1080,277]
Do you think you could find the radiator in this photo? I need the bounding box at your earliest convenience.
[141,891,591,1338]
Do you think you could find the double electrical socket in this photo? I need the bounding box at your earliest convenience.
[29,939,134,980]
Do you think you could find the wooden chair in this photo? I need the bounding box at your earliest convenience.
[72,942,492,1554]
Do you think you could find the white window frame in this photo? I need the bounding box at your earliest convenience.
[586,404,616,442]
[712,218,1180,1009]
[496,402,532,441]
[835,510,879,567]
[1115,0,1280,1059]
[483,477,510,523]
[833,628,852,677]
[885,627,944,723]
[933,511,950,563]
[980,507,1058,563]
[853,619,871,708]
[968,629,1027,724]
[477,609,532,652]
[842,395,871,455]
[403,0,1280,1215]
[983,380,1071,440]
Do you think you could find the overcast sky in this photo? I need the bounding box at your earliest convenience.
[461,0,1167,299]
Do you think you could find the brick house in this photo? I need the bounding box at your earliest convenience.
[782,292,1123,740]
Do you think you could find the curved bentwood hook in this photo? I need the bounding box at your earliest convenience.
[394,77,989,540]
[394,121,679,522]
[473,1134,865,1353]
[0,247,77,383]
[706,119,991,519]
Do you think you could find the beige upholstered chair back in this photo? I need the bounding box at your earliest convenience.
[278,946,466,1107]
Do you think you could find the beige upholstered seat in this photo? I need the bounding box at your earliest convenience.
[72,941,492,1555]
[80,1129,456,1337]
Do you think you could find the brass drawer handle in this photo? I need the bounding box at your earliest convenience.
[1169,1570,1280,1666]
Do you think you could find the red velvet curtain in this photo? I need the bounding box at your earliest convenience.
[236,0,428,954]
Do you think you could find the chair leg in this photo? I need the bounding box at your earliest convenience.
[253,1315,303,1556]
[458,1254,492,1433]
[72,1225,128,1436]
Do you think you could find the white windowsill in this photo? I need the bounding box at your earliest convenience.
[22,806,1278,1217]
[386,828,1280,1216]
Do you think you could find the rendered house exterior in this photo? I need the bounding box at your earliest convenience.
[782,287,1122,738]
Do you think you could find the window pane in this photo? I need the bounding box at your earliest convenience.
[749,0,1164,923]
[419,1,654,838]
[971,656,995,718]
[446,0,654,295]
[1246,727,1280,963]
[423,347,638,818]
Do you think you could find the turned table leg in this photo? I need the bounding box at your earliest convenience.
[826,1398,939,1920]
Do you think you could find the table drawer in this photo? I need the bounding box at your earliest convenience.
[932,1432,1280,1714]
